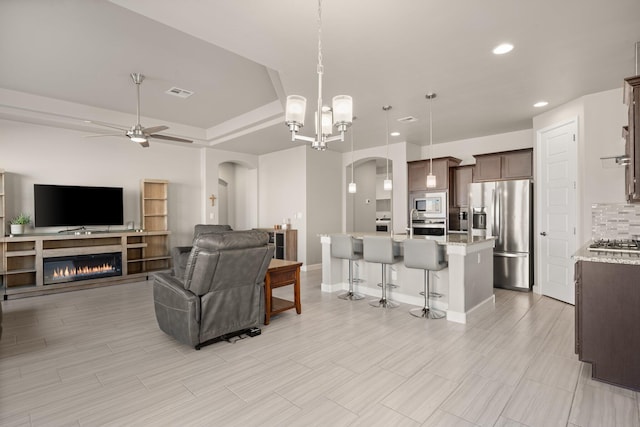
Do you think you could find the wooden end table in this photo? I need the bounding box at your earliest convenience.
[264,259,303,325]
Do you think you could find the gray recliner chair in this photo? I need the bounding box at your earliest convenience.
[153,230,274,349]
[172,224,233,277]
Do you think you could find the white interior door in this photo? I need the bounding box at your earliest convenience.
[536,119,577,304]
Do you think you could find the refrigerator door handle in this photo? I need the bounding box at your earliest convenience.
[494,252,528,258]
[491,188,498,238]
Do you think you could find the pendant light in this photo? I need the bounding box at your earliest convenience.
[348,117,357,193]
[383,106,392,191]
[426,93,437,189]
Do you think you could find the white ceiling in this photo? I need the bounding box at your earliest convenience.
[1,0,639,155]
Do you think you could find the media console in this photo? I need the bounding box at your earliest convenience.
[1,230,170,299]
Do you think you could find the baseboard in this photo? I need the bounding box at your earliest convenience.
[446,294,495,324]
[301,263,321,272]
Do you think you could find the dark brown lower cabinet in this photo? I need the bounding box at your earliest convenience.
[575,260,640,391]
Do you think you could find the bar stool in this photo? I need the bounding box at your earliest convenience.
[403,238,447,319]
[363,236,400,308]
[330,234,364,300]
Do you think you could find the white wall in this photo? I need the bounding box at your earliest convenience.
[0,119,202,246]
[533,88,627,244]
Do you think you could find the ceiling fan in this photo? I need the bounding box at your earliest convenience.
[85,73,192,148]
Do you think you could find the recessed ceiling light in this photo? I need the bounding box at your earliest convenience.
[533,101,549,108]
[493,43,514,55]
[390,132,400,137]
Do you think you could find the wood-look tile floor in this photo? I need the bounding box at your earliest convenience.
[1,270,639,426]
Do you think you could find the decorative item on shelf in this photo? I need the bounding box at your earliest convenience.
[348,116,357,194]
[383,106,393,191]
[10,212,30,235]
[284,0,353,151]
[426,93,437,189]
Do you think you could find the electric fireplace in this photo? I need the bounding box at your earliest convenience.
[43,253,122,285]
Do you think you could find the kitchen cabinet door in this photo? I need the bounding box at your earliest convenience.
[453,166,473,207]
[473,155,502,182]
[576,260,640,391]
[408,160,428,192]
[501,150,532,179]
[624,76,640,202]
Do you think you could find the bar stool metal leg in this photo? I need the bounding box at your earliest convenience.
[369,264,399,308]
[410,270,445,319]
[338,260,364,300]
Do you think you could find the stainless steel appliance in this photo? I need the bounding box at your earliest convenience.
[410,191,447,236]
[411,191,447,219]
[458,209,469,231]
[469,179,533,291]
[376,218,390,232]
[587,239,640,254]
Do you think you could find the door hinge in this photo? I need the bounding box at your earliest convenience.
[574,227,576,235]
[573,134,576,141]
[573,181,576,190]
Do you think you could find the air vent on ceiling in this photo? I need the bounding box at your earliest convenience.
[397,116,418,123]
[165,87,194,99]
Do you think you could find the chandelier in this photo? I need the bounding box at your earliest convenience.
[284,0,353,151]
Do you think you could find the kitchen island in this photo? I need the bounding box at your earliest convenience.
[320,233,496,323]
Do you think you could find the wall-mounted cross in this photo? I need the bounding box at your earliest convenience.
[209,194,216,206]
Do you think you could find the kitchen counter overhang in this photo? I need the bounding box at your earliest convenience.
[320,233,496,323]
[573,244,640,265]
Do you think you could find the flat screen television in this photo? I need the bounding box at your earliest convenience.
[34,184,124,227]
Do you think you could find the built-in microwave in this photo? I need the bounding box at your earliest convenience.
[412,191,447,219]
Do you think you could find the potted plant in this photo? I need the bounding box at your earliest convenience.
[10,213,31,234]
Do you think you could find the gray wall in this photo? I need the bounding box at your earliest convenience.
[306,148,342,265]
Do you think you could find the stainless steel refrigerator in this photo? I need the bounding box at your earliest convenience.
[469,179,533,291]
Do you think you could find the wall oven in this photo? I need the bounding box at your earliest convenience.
[411,219,446,236]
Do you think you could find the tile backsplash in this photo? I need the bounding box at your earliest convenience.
[592,203,640,240]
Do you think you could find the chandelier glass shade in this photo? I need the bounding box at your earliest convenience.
[284,0,353,151]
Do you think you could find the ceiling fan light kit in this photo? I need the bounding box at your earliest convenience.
[86,72,192,148]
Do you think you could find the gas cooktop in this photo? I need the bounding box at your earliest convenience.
[588,239,640,254]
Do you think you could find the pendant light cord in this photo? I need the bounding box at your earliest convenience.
[385,107,390,179]
[429,96,433,175]
[351,125,355,183]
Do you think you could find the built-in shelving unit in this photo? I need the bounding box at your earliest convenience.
[141,179,168,232]
[1,231,170,299]
[0,169,5,237]
[0,169,5,290]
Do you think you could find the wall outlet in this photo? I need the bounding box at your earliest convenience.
[391,269,397,281]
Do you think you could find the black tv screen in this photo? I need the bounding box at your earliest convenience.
[34,184,124,227]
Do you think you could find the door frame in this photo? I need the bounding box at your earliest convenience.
[534,117,579,301]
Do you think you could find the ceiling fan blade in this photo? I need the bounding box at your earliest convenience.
[143,125,169,134]
[139,140,150,148]
[84,133,123,138]
[149,134,193,143]
[85,120,128,131]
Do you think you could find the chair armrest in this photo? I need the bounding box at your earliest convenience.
[153,272,201,347]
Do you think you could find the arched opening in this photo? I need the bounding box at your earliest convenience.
[346,157,393,232]
[218,161,252,229]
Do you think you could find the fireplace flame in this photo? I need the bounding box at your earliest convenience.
[52,263,116,279]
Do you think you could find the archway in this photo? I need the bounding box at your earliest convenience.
[346,157,393,232]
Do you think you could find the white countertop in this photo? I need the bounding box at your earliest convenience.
[573,244,640,266]
[321,232,496,247]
